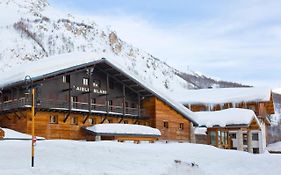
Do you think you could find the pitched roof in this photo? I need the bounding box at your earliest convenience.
[0,52,198,125]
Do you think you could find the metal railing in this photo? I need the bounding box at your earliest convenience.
[0,98,150,118]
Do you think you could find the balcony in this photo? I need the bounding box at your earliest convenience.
[0,98,150,118]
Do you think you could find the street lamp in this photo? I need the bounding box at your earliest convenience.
[25,75,36,168]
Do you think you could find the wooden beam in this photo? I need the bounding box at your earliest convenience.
[118,118,124,123]
[68,74,72,114]
[83,114,90,124]
[134,119,139,124]
[123,84,126,116]
[14,112,21,119]
[63,113,70,123]
[138,94,141,117]
[101,117,107,124]
[106,73,109,113]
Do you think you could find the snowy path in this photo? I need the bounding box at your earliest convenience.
[0,140,280,175]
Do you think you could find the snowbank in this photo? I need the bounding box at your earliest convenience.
[0,140,281,175]
[266,141,281,153]
[1,128,45,140]
[175,87,271,105]
[87,124,161,136]
[195,108,260,128]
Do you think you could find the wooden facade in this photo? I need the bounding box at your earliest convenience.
[142,97,191,141]
[0,60,195,141]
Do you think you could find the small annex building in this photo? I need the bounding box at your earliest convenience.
[0,53,198,142]
[194,108,265,153]
[85,124,161,143]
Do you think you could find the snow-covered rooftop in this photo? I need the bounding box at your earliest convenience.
[266,141,281,153]
[273,88,281,95]
[195,108,260,128]
[0,52,99,87]
[194,127,207,135]
[175,87,272,105]
[86,124,161,136]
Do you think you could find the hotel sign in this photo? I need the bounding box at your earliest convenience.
[73,85,107,95]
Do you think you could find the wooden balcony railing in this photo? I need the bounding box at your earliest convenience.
[0,98,149,118]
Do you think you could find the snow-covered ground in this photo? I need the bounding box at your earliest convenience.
[1,128,45,140]
[0,140,281,175]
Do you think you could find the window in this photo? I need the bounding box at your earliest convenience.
[253,148,259,154]
[91,98,97,110]
[71,96,78,109]
[62,75,70,83]
[210,131,217,146]
[83,78,89,86]
[71,116,78,125]
[125,101,129,114]
[252,133,259,141]
[109,79,114,89]
[179,123,184,130]
[50,115,58,124]
[131,103,136,108]
[93,80,101,88]
[243,134,248,145]
[229,133,236,139]
[109,100,113,111]
[163,121,169,128]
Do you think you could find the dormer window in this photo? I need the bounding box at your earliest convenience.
[63,75,70,83]
[83,78,89,86]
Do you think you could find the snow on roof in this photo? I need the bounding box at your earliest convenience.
[175,87,272,105]
[194,127,207,135]
[195,108,260,128]
[1,128,45,140]
[273,88,281,95]
[0,52,99,88]
[105,58,198,125]
[0,52,198,125]
[86,124,161,136]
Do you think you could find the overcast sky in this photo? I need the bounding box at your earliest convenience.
[49,0,281,88]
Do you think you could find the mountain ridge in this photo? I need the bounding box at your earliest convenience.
[0,0,247,93]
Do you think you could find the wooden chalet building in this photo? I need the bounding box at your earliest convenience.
[177,87,275,121]
[0,55,198,141]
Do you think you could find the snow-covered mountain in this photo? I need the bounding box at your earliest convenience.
[0,0,245,94]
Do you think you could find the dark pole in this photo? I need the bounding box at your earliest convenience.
[25,75,35,168]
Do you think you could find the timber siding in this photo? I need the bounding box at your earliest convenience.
[143,97,191,141]
[0,110,149,140]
